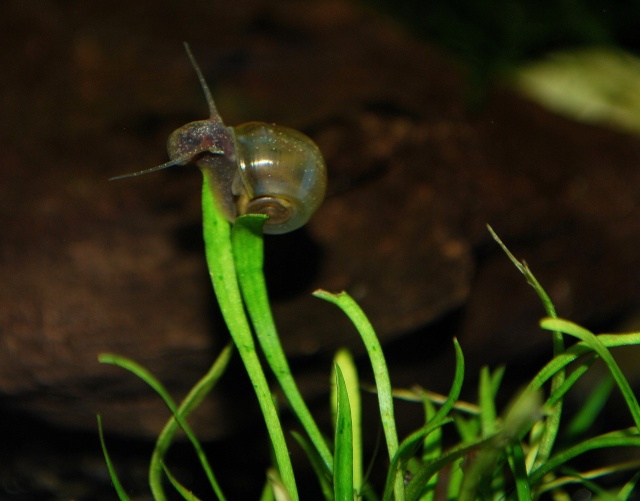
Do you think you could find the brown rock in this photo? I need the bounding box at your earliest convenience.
[2,0,640,444]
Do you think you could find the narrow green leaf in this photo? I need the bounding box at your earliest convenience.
[454,414,480,443]
[259,477,276,501]
[334,349,362,493]
[291,432,333,500]
[529,333,640,393]
[231,214,333,475]
[508,442,533,501]
[488,225,564,468]
[382,338,464,498]
[564,376,614,443]
[487,225,557,319]
[446,458,464,500]
[97,415,131,501]
[420,398,442,501]
[490,365,506,398]
[540,318,640,430]
[314,290,404,501]
[404,433,499,501]
[458,387,542,501]
[162,463,203,500]
[502,387,544,440]
[617,467,640,500]
[99,351,228,500]
[479,366,498,437]
[266,469,292,501]
[150,345,233,500]
[334,364,354,500]
[201,175,298,500]
[538,460,640,496]
[544,355,597,408]
[530,429,640,485]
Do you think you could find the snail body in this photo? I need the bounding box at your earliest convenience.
[112,44,327,234]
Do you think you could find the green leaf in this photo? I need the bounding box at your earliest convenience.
[617,467,640,500]
[564,376,614,443]
[530,429,640,486]
[488,225,564,468]
[150,345,233,500]
[333,349,362,493]
[540,318,640,430]
[382,338,464,499]
[231,214,333,475]
[529,332,640,394]
[163,463,204,500]
[201,175,298,500]
[314,290,404,501]
[97,415,131,501]
[333,364,354,500]
[291,432,333,500]
[420,398,442,501]
[479,366,498,437]
[508,442,533,501]
[404,433,499,501]
[99,351,229,500]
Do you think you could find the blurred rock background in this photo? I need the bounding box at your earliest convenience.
[2,0,640,498]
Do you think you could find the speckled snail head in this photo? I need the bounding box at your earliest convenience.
[111,43,327,235]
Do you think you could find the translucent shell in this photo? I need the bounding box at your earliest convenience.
[112,44,327,235]
[164,119,327,234]
[232,122,327,234]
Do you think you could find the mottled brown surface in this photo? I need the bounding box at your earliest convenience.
[2,0,640,456]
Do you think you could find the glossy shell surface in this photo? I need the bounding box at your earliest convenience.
[232,122,327,234]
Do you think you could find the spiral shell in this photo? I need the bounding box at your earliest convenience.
[111,43,327,235]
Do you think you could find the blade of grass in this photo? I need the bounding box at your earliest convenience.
[540,318,640,430]
[447,458,464,501]
[201,174,297,500]
[333,349,362,493]
[538,460,640,495]
[479,366,498,437]
[314,290,404,501]
[490,365,506,398]
[488,226,557,319]
[404,433,499,501]
[382,417,455,501]
[291,432,333,500]
[454,414,480,442]
[563,376,614,443]
[162,463,203,500]
[420,398,442,501]
[259,476,276,501]
[231,214,333,475]
[99,352,228,500]
[527,332,640,395]
[488,225,564,469]
[382,338,464,499]
[334,364,354,500]
[457,388,543,501]
[149,344,233,500]
[617,467,640,500]
[508,442,533,501]
[97,415,131,501]
[266,469,292,501]
[388,387,479,415]
[544,355,597,409]
[529,429,640,486]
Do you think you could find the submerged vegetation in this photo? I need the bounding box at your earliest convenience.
[99,175,640,499]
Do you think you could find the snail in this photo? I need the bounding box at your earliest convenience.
[111,43,327,234]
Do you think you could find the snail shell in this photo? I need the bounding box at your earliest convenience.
[111,43,327,235]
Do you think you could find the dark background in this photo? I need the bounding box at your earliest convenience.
[2,0,640,499]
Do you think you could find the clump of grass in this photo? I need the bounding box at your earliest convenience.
[100,175,640,500]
